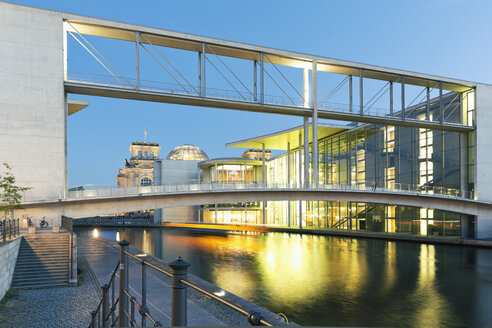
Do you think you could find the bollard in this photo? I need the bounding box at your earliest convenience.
[118,239,131,328]
[141,259,147,327]
[101,284,109,328]
[169,256,190,327]
[90,310,97,328]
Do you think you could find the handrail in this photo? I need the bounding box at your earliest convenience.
[89,242,279,327]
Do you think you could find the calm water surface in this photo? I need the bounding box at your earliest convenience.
[75,227,492,327]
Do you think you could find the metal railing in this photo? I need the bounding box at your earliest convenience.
[88,239,276,327]
[0,218,20,242]
[59,181,474,200]
[62,216,78,284]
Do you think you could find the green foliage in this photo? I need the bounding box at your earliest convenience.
[0,163,31,219]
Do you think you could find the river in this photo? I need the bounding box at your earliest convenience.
[74,227,492,327]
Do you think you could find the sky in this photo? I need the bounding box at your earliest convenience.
[6,0,492,187]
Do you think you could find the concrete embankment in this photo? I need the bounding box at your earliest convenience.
[0,237,21,300]
[79,236,290,326]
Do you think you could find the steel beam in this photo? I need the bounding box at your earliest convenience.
[201,43,206,97]
[312,59,318,187]
[303,116,309,188]
[349,75,353,113]
[426,86,430,120]
[136,32,140,89]
[401,76,405,120]
[260,52,264,104]
[440,81,443,124]
[359,69,363,115]
[390,81,393,116]
[253,60,257,102]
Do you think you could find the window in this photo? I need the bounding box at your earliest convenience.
[144,151,148,158]
[138,151,142,158]
[140,177,152,186]
[150,152,154,158]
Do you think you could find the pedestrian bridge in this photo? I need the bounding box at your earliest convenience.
[20,183,492,220]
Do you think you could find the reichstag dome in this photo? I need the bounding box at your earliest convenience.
[166,144,209,161]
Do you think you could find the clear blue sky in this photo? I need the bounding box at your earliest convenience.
[7,0,492,187]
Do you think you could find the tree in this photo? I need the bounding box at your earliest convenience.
[0,163,31,220]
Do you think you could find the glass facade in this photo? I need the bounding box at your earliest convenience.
[197,90,474,238]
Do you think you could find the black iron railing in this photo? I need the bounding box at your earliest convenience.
[0,218,20,242]
[88,239,279,327]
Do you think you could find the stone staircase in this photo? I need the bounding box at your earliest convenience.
[11,233,70,288]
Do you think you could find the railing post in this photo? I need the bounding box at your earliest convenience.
[9,219,12,239]
[169,256,190,327]
[141,259,147,327]
[118,239,130,328]
[2,220,5,242]
[102,284,109,328]
[90,310,97,328]
[16,218,19,236]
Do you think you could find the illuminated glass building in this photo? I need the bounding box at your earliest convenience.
[199,90,475,238]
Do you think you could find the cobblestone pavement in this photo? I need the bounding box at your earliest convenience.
[0,261,99,328]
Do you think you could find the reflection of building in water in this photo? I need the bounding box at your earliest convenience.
[116,141,161,188]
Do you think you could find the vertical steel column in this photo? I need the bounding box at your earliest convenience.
[135,32,140,90]
[390,81,393,116]
[102,284,109,328]
[118,240,130,328]
[426,86,431,120]
[201,43,206,97]
[214,202,217,224]
[287,142,291,186]
[253,60,258,102]
[401,76,405,120]
[260,52,264,104]
[349,75,353,113]
[439,81,443,124]
[298,132,302,228]
[262,201,266,225]
[303,117,309,188]
[312,60,318,187]
[262,143,266,184]
[169,257,190,327]
[198,52,202,96]
[141,260,147,327]
[359,69,364,115]
[287,140,291,227]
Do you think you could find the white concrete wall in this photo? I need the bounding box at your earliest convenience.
[475,83,492,238]
[0,3,66,226]
[0,237,21,300]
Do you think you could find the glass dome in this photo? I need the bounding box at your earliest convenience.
[166,144,209,161]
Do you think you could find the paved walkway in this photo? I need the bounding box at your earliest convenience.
[78,237,226,326]
[0,260,99,328]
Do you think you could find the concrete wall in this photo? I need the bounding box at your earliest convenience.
[0,237,21,300]
[474,83,492,238]
[154,160,200,185]
[0,3,66,227]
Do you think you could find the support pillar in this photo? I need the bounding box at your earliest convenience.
[389,81,393,116]
[349,75,353,113]
[260,52,264,104]
[201,43,206,97]
[359,69,364,115]
[401,76,405,120]
[135,32,140,90]
[262,143,266,185]
[312,59,318,187]
[426,86,431,120]
[118,240,130,328]
[303,117,309,188]
[439,81,443,124]
[254,60,258,102]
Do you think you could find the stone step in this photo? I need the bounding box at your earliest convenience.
[11,282,69,289]
[14,266,68,273]
[16,256,69,262]
[13,274,69,284]
[18,250,69,256]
